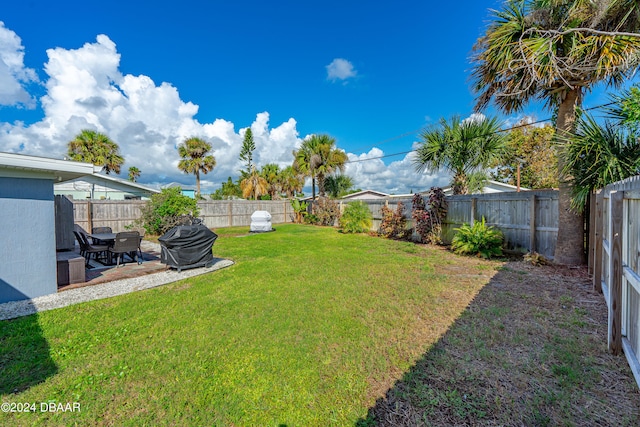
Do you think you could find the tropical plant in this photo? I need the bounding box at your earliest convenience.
[471,0,640,264]
[325,174,354,198]
[339,201,373,233]
[177,137,216,198]
[135,187,199,235]
[562,111,640,211]
[67,129,124,174]
[451,217,504,259]
[239,128,256,175]
[311,196,341,226]
[608,85,640,132]
[260,163,281,199]
[293,134,347,199]
[211,177,242,200]
[492,122,558,189]
[412,188,447,244]
[240,167,269,200]
[128,166,141,182]
[413,115,505,195]
[379,202,412,240]
[290,199,308,224]
[279,166,305,198]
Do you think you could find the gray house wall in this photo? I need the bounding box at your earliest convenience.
[0,177,57,303]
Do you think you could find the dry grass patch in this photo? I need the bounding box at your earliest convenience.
[363,261,640,426]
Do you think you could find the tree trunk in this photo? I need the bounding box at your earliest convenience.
[195,171,201,199]
[311,174,316,200]
[554,88,585,265]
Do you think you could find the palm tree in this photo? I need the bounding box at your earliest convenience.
[260,163,281,199]
[67,129,124,174]
[325,174,354,198]
[279,166,305,198]
[293,137,321,200]
[128,166,141,182]
[563,111,640,211]
[413,115,505,195]
[177,137,216,198]
[293,134,348,199]
[471,0,640,264]
[241,167,269,200]
[313,137,348,197]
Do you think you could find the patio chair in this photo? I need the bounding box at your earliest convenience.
[74,230,109,267]
[109,231,143,268]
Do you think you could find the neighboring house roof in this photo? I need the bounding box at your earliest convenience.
[442,180,529,196]
[0,152,99,182]
[341,190,389,200]
[162,182,196,191]
[55,173,160,199]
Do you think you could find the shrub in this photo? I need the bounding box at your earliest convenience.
[412,188,447,244]
[312,197,341,226]
[290,199,308,224]
[451,217,503,259]
[304,214,319,225]
[135,187,200,235]
[339,201,373,233]
[379,202,412,240]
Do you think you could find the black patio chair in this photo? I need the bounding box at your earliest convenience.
[74,230,109,267]
[109,231,143,268]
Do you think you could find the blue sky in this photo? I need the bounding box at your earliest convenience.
[0,0,627,194]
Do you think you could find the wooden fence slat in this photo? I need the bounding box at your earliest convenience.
[608,190,624,355]
[594,191,604,293]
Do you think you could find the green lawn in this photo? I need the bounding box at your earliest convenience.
[0,224,498,426]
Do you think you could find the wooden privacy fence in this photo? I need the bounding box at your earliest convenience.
[70,199,293,232]
[444,191,558,257]
[590,176,640,388]
[346,190,559,258]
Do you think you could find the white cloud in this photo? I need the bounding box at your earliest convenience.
[344,147,448,195]
[0,27,448,197]
[0,33,305,195]
[326,58,357,82]
[0,21,38,108]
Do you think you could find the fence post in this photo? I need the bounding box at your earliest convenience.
[529,193,536,253]
[87,200,93,232]
[593,190,604,293]
[228,201,233,227]
[588,192,596,276]
[608,190,623,355]
[470,197,477,226]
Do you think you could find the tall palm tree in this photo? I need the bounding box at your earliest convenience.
[260,163,281,199]
[241,167,269,200]
[177,137,216,198]
[313,136,348,197]
[293,134,348,199]
[471,0,640,264]
[293,136,321,200]
[279,165,305,198]
[128,166,141,182]
[413,115,506,195]
[67,129,124,174]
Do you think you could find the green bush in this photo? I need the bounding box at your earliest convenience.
[136,187,200,235]
[451,217,503,259]
[339,201,373,233]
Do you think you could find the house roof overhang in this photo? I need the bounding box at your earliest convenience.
[0,152,100,183]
